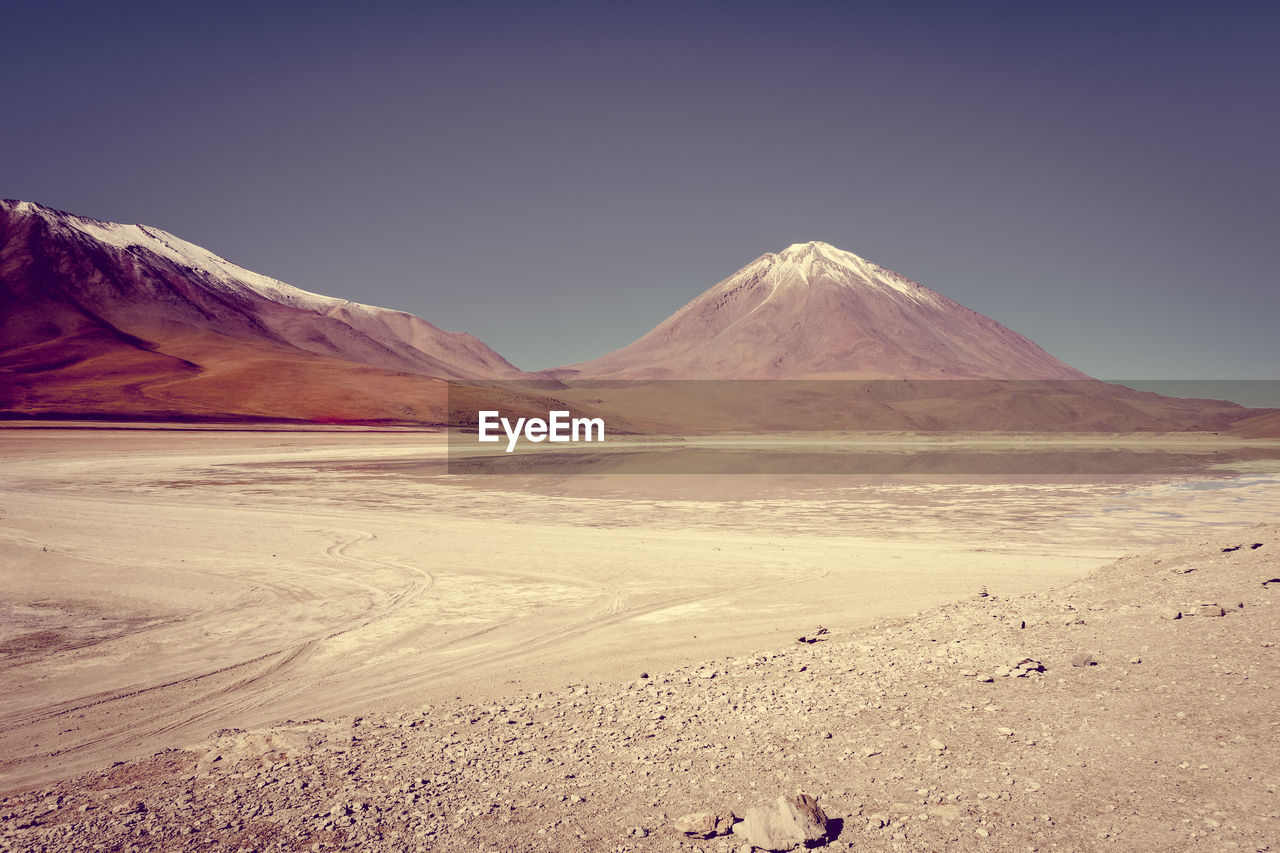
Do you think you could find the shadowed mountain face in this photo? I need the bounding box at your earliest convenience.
[553,241,1090,380]
[0,201,520,421]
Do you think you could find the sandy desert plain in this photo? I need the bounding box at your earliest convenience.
[1,424,1279,852]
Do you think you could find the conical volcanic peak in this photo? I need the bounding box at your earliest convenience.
[555,241,1089,380]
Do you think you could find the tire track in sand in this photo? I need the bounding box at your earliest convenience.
[0,529,433,792]
[365,558,831,699]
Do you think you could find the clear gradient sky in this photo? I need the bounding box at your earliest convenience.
[5,1,1277,377]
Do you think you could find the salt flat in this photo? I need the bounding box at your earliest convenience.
[1,427,1277,795]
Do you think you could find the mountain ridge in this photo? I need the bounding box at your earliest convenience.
[1,200,520,381]
[2,202,1271,434]
[0,200,522,422]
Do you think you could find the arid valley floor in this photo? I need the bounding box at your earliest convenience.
[1,427,1278,852]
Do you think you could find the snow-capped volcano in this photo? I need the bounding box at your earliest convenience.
[1,200,519,379]
[554,240,1089,380]
[739,240,945,305]
[0,200,520,421]
[14,200,345,312]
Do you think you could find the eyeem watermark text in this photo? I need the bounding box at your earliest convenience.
[477,411,606,453]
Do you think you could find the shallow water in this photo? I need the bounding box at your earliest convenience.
[242,444,1280,549]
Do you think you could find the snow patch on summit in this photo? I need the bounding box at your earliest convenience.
[767,240,942,305]
[71,219,344,311]
[18,201,361,315]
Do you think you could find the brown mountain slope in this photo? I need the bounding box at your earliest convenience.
[524,242,1263,434]
[553,241,1089,380]
[1228,410,1280,438]
[0,201,521,422]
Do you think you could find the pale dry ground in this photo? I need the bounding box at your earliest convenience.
[1,427,1278,800]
